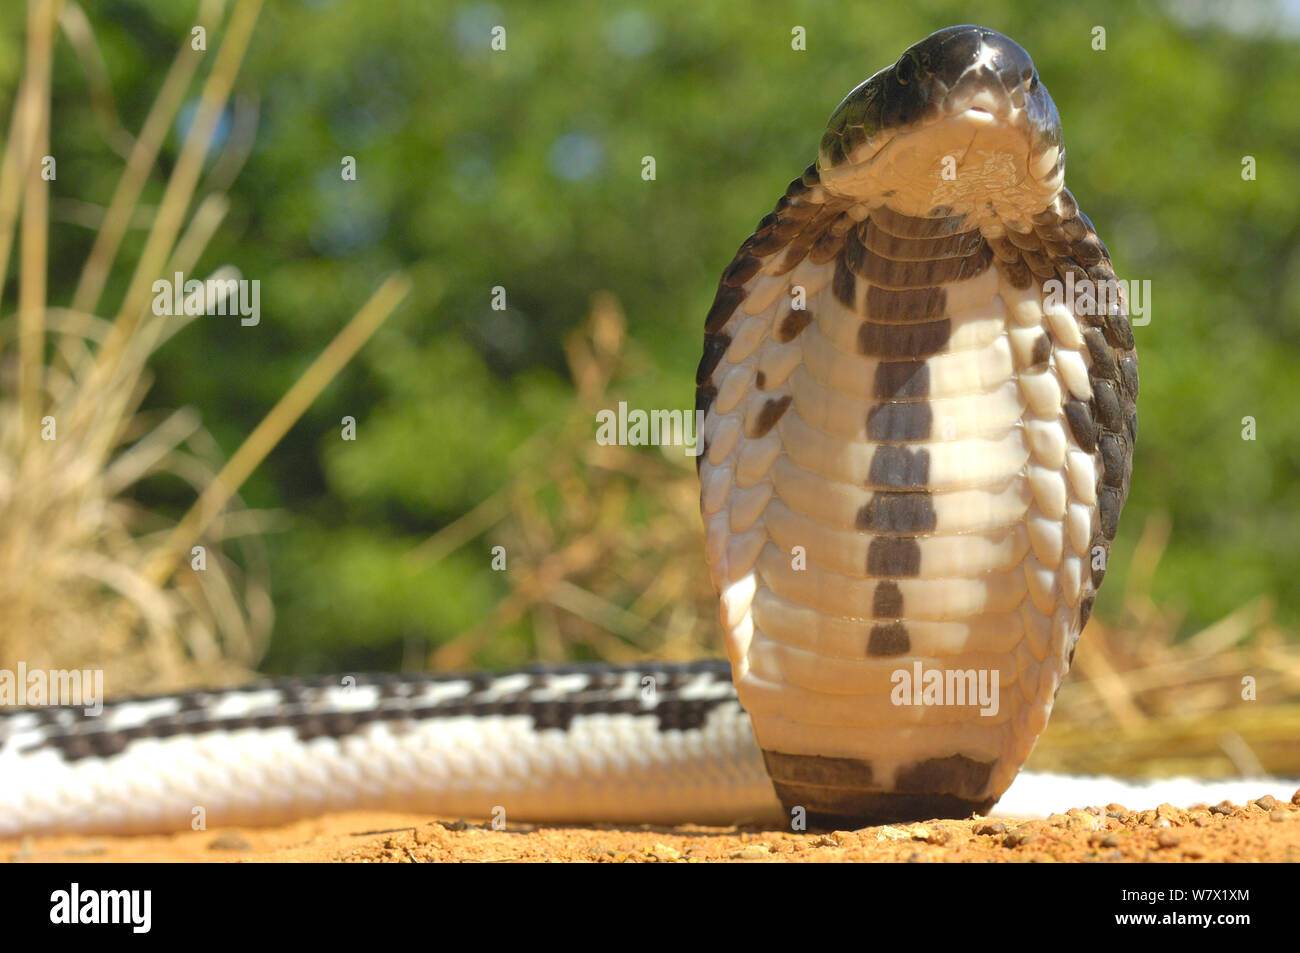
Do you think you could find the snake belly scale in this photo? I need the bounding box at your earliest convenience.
[0,26,1135,836]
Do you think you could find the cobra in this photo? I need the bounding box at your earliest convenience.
[0,26,1135,837]
[697,24,1136,827]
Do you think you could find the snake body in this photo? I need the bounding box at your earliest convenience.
[1,663,780,835]
[0,26,1136,837]
[697,25,1135,826]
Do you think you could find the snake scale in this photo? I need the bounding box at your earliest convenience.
[0,26,1136,837]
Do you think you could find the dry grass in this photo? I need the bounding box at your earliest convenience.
[411,293,721,672]
[0,0,406,692]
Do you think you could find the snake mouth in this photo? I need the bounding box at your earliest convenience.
[816,25,1065,225]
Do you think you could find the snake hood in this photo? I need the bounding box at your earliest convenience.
[697,25,1137,827]
[819,25,1066,228]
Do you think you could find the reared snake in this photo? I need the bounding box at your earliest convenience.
[1,26,1138,836]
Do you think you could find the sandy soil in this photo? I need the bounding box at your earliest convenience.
[6,789,1299,863]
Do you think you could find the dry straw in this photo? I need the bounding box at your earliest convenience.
[0,0,407,692]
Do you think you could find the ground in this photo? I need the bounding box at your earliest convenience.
[6,789,1299,862]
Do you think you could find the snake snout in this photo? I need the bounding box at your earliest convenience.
[930,29,1048,128]
[820,26,1062,190]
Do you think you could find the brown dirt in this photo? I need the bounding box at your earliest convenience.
[6,790,1300,863]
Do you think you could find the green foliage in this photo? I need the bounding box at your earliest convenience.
[18,0,1300,670]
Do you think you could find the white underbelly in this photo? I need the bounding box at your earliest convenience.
[699,201,1108,819]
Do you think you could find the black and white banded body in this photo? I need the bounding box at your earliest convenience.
[0,663,778,835]
[696,25,1137,826]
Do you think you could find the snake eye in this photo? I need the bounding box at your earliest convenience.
[896,52,917,86]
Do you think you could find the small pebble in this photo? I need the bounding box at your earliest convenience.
[1156,830,1181,848]
[912,826,950,845]
[874,826,910,841]
[1209,801,1236,816]
[975,822,1006,836]
[647,843,681,862]
[208,831,252,851]
[1155,803,1187,824]
[1254,795,1277,812]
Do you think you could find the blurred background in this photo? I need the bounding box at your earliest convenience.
[0,0,1297,779]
